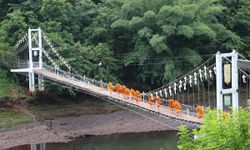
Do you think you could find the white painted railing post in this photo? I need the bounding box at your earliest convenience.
[84,75,86,83]
[142,91,145,102]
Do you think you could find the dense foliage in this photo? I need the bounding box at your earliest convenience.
[178,106,250,150]
[0,0,249,91]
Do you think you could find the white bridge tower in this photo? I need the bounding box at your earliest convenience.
[11,28,44,94]
[216,50,239,112]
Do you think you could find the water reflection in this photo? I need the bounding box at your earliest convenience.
[31,143,46,150]
[8,131,177,150]
[7,144,46,150]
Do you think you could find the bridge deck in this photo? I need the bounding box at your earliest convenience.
[35,69,203,124]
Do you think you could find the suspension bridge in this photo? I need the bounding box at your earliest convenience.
[1,28,250,125]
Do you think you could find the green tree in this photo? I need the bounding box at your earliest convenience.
[178,108,250,150]
[0,0,118,96]
[0,0,248,93]
[219,0,250,57]
[110,0,242,88]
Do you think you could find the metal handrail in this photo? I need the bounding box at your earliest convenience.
[42,63,199,116]
[43,63,108,88]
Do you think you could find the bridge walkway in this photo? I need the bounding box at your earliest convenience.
[34,68,203,124]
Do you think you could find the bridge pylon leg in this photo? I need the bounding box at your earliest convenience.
[216,52,223,110]
[38,75,44,91]
[231,50,239,112]
[29,72,35,95]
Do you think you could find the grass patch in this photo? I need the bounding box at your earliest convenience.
[0,67,24,97]
[0,78,18,96]
[0,107,32,128]
[0,67,29,101]
[30,95,121,120]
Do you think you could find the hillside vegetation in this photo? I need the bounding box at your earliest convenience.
[0,0,249,91]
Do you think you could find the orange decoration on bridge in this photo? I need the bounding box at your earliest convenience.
[121,85,127,95]
[168,99,175,109]
[156,97,162,110]
[197,105,205,118]
[156,97,162,105]
[135,90,141,101]
[131,89,136,100]
[108,83,114,92]
[125,88,131,98]
[115,84,122,93]
[174,101,182,113]
[148,93,155,106]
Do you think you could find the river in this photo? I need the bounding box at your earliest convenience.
[7,131,178,150]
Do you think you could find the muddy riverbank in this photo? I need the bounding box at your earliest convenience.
[0,109,198,150]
